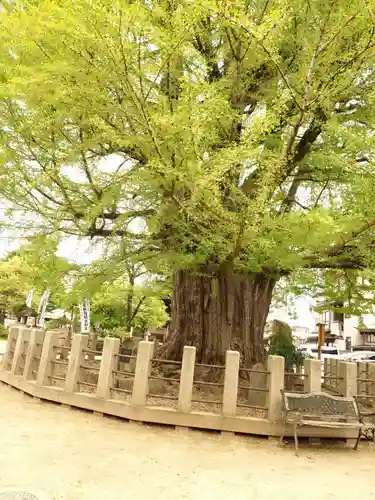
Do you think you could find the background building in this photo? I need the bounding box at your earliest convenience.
[315,302,375,350]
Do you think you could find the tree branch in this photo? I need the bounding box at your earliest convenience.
[280,108,327,211]
[301,219,375,272]
[325,219,375,258]
[130,296,146,323]
[78,128,102,199]
[235,20,303,111]
[304,260,364,269]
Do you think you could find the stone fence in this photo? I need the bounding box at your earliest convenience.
[323,357,375,404]
[0,326,366,439]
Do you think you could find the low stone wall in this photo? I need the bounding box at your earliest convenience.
[323,357,375,407]
[0,326,359,439]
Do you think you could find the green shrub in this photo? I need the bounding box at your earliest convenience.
[45,316,71,330]
[106,327,132,341]
[267,320,305,371]
[0,324,8,340]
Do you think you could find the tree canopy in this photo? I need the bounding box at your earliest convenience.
[89,279,169,334]
[65,252,170,334]
[1,0,375,361]
[0,235,169,332]
[0,237,75,319]
[1,0,375,274]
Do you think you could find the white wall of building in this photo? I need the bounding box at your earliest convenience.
[329,314,375,347]
[343,317,362,346]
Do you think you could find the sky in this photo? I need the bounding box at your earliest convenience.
[268,296,317,330]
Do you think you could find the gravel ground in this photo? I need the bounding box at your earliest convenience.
[1,382,375,500]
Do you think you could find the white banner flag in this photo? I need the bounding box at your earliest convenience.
[26,289,34,308]
[36,289,51,328]
[79,299,90,333]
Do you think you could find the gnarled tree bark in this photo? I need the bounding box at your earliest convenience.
[162,269,276,366]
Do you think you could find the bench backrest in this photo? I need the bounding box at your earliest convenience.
[282,391,359,420]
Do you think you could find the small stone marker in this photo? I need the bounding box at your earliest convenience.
[0,491,42,500]
[248,362,268,407]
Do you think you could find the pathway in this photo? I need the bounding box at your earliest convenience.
[0,383,374,499]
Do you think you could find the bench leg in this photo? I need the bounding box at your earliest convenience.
[293,424,299,457]
[278,422,286,447]
[354,428,361,451]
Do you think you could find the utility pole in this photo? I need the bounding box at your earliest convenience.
[317,322,326,361]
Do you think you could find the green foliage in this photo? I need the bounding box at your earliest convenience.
[1,0,375,316]
[45,316,71,330]
[90,279,169,334]
[275,268,375,319]
[63,249,170,333]
[0,324,8,339]
[0,238,75,316]
[0,256,30,314]
[107,327,133,341]
[267,320,305,370]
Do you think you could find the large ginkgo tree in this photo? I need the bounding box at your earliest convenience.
[1,0,375,365]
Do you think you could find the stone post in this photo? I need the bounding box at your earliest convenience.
[65,334,89,393]
[340,361,357,398]
[367,363,375,410]
[327,358,337,389]
[36,332,60,386]
[97,337,120,399]
[178,346,196,413]
[356,362,361,396]
[357,362,367,397]
[329,358,334,390]
[331,358,337,391]
[131,341,154,406]
[267,355,285,422]
[11,327,30,376]
[2,326,19,372]
[333,359,340,391]
[323,358,328,388]
[304,358,322,393]
[87,333,98,361]
[223,350,240,417]
[23,329,45,380]
[325,358,330,389]
[60,332,70,361]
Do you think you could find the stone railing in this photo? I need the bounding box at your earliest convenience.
[0,326,360,438]
[323,357,375,406]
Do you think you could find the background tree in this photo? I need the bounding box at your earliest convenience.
[89,280,169,335]
[0,256,30,324]
[1,0,375,365]
[64,247,170,334]
[0,237,75,322]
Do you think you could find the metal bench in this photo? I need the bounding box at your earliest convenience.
[355,396,375,441]
[280,391,375,455]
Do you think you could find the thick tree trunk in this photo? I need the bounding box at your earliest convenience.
[163,269,276,366]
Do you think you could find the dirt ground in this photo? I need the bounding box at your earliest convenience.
[1,383,375,500]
